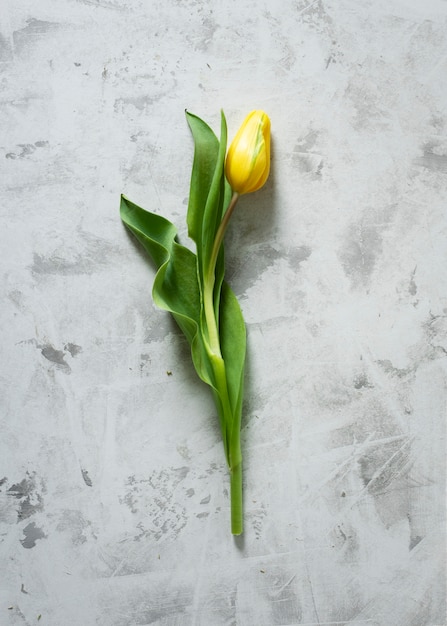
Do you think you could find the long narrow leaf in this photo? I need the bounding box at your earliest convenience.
[185,112,219,248]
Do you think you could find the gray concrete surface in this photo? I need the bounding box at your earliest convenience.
[1,0,446,624]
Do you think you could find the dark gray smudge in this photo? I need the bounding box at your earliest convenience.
[353,373,374,389]
[81,469,93,487]
[31,229,123,277]
[377,359,412,378]
[56,509,93,545]
[408,266,418,296]
[226,243,311,296]
[21,339,82,373]
[5,140,49,160]
[40,344,68,368]
[415,145,447,173]
[358,438,412,496]
[293,129,323,176]
[120,467,191,543]
[32,252,85,276]
[13,19,60,54]
[0,33,11,62]
[409,534,423,551]
[65,342,82,357]
[7,474,44,521]
[114,95,155,112]
[339,223,382,288]
[289,245,312,268]
[20,522,47,549]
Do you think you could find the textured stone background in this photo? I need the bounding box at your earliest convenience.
[1,0,446,624]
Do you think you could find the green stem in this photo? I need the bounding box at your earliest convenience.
[209,192,239,283]
[203,191,239,356]
[230,461,243,535]
[210,354,232,460]
[202,191,243,533]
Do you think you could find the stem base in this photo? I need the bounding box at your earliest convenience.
[230,463,243,535]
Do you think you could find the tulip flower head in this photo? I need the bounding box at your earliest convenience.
[225,110,271,195]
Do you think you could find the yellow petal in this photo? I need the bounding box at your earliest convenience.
[225,110,271,195]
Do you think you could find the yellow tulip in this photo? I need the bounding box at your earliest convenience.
[225,110,271,195]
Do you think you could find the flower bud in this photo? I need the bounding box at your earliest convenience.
[225,110,271,195]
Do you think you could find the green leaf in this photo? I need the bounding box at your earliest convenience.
[185,111,220,248]
[200,112,228,269]
[120,195,200,346]
[186,111,231,307]
[220,281,246,425]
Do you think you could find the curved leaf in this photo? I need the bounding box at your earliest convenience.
[185,111,219,247]
[120,195,199,345]
[186,111,231,316]
[220,281,246,422]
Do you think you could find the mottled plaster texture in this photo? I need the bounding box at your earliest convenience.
[1,0,446,624]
